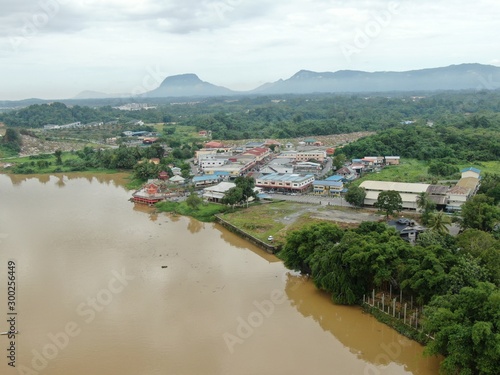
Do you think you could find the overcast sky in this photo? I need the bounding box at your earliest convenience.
[1,0,499,100]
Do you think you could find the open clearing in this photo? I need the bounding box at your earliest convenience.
[220,201,384,244]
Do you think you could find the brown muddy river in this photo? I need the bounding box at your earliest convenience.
[0,173,441,375]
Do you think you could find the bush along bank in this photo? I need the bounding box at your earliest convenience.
[278,221,500,375]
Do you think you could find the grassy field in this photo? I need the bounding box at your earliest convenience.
[219,201,292,243]
[218,201,361,245]
[353,159,500,185]
[156,200,230,222]
[0,145,18,158]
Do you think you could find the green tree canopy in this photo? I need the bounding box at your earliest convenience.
[374,190,403,219]
[428,211,452,235]
[221,176,258,206]
[186,192,203,210]
[344,186,366,208]
[416,192,436,225]
[428,161,459,177]
[460,194,500,232]
[424,282,500,375]
[279,222,344,274]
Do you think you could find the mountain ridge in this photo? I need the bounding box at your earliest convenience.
[68,63,500,100]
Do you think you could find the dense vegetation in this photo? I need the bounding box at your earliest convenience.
[278,193,500,374]
[156,200,229,222]
[10,144,194,181]
[0,128,23,156]
[338,124,500,162]
[2,91,500,141]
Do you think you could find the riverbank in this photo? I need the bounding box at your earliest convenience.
[211,201,437,361]
[155,200,231,222]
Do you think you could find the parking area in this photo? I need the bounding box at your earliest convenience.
[268,192,352,208]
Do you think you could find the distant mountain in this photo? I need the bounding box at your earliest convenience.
[0,98,48,109]
[73,90,121,100]
[252,64,500,94]
[4,64,500,105]
[144,73,236,98]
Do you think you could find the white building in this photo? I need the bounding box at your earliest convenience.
[255,173,315,192]
[202,182,236,203]
[360,181,430,210]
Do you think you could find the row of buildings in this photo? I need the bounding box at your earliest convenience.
[360,167,481,211]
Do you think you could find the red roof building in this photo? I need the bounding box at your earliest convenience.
[243,147,271,162]
[158,171,169,180]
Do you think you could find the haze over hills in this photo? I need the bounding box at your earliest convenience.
[251,64,500,94]
[144,73,237,98]
[142,63,500,97]
[9,63,500,104]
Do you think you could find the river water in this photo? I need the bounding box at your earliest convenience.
[0,173,441,375]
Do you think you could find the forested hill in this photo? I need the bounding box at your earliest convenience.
[0,102,135,128]
[338,120,500,161]
[1,91,500,142]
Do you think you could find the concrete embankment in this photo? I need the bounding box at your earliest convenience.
[214,215,281,254]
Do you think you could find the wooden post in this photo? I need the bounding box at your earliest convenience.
[404,303,407,324]
[400,288,402,303]
[372,289,375,306]
[382,293,385,313]
[393,298,396,317]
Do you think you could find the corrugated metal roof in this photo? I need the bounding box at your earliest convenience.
[325,175,344,181]
[360,180,429,193]
[204,182,236,193]
[448,186,470,195]
[257,173,314,182]
[456,177,480,190]
[193,175,219,182]
[426,185,449,195]
[313,180,343,187]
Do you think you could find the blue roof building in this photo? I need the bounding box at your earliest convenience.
[325,175,344,182]
[460,167,481,175]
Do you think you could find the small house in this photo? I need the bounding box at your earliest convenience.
[385,156,400,165]
[169,175,185,184]
[158,171,169,181]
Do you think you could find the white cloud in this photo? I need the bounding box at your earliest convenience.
[0,0,499,99]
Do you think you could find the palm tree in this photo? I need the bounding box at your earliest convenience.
[416,192,436,225]
[416,192,429,212]
[428,211,451,235]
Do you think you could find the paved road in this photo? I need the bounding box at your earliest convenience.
[317,156,333,178]
[267,192,353,208]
